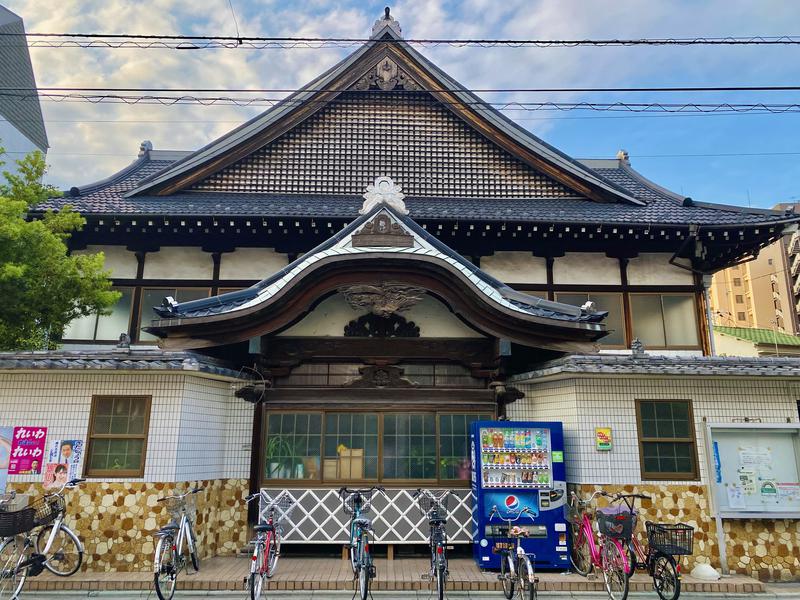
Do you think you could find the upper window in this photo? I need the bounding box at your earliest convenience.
[62,288,133,341]
[556,293,625,346]
[635,400,698,480]
[735,295,744,304]
[630,294,700,348]
[86,395,151,478]
[733,278,742,287]
[138,288,210,341]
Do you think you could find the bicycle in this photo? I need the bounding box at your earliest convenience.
[245,490,295,600]
[413,489,452,600]
[34,478,85,576]
[152,486,203,600]
[339,486,384,600]
[0,480,83,599]
[620,494,694,600]
[565,490,632,600]
[488,504,538,600]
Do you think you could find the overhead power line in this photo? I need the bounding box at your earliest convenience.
[4,91,800,113]
[4,85,800,94]
[0,32,799,49]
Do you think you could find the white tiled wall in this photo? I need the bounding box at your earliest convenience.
[510,375,800,486]
[0,371,251,484]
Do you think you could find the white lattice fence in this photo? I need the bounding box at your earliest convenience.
[259,488,474,544]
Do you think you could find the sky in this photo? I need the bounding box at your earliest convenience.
[3,0,800,209]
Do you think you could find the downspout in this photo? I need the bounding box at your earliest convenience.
[702,274,717,356]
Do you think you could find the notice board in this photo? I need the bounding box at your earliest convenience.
[705,423,800,518]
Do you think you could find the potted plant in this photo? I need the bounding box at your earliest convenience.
[265,435,291,479]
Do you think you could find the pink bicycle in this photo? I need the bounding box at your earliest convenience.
[565,490,637,600]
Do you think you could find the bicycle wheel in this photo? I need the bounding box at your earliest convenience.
[435,551,447,600]
[266,532,280,578]
[624,541,636,579]
[651,552,680,600]
[358,532,370,600]
[153,535,178,600]
[601,539,629,600]
[249,541,265,600]
[36,524,83,576]
[0,537,28,600]
[518,557,538,600]
[569,522,593,576]
[499,553,515,599]
[349,538,358,575]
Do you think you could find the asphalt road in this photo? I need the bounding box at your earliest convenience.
[26,586,800,600]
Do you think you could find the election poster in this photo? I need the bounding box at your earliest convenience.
[0,426,12,493]
[8,426,47,475]
[45,439,83,482]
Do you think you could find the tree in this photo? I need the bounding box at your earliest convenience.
[0,147,119,350]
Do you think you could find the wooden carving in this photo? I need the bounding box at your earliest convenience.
[352,213,413,247]
[353,57,421,92]
[339,283,425,317]
[344,364,416,388]
[344,313,420,338]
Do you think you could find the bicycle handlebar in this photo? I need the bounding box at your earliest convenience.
[488,504,533,523]
[157,486,204,503]
[338,486,384,496]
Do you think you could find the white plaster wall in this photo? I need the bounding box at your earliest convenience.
[279,293,483,337]
[713,334,758,358]
[509,376,800,487]
[0,121,40,177]
[627,253,695,286]
[480,252,547,284]
[219,248,288,281]
[74,245,138,279]
[0,371,249,484]
[553,253,621,285]
[143,247,213,280]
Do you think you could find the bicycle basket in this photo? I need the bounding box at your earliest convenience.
[646,522,694,556]
[340,490,374,515]
[264,492,296,523]
[29,495,65,528]
[0,507,36,537]
[164,496,196,521]
[416,491,450,519]
[596,506,636,540]
[564,500,583,526]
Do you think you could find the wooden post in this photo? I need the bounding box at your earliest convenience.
[387,544,394,561]
[342,545,349,561]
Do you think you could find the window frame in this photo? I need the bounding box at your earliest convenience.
[629,292,702,350]
[554,291,627,348]
[61,286,135,343]
[634,399,699,481]
[85,395,152,478]
[260,408,492,487]
[137,286,211,343]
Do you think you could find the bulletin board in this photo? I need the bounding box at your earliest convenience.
[705,423,800,519]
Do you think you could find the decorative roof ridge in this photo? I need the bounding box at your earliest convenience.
[63,141,187,198]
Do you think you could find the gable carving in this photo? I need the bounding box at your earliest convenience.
[353,57,421,92]
[352,213,413,247]
[339,283,425,317]
[344,313,421,338]
[344,364,416,388]
[191,91,578,198]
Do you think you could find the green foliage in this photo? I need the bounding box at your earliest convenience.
[0,146,120,350]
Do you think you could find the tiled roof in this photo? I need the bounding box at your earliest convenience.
[0,348,244,378]
[510,353,800,379]
[715,326,800,347]
[36,153,795,227]
[0,6,48,151]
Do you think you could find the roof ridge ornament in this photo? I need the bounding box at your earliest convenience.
[360,176,408,215]
[372,6,401,38]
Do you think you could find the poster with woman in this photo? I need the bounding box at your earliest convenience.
[43,463,69,490]
[0,426,12,494]
[46,439,83,481]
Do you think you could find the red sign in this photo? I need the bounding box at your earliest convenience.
[8,426,47,475]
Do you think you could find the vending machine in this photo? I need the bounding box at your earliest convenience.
[470,420,569,570]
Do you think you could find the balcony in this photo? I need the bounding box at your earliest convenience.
[794,277,800,297]
[792,253,800,277]
[790,231,800,255]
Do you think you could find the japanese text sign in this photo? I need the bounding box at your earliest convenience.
[8,426,47,475]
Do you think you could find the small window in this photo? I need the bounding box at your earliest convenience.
[323,413,378,481]
[556,293,625,346]
[735,295,744,304]
[768,259,774,266]
[733,278,742,287]
[439,413,492,480]
[138,288,210,341]
[630,294,700,348]
[265,413,322,480]
[86,396,151,478]
[737,312,746,321]
[383,414,436,480]
[635,400,698,480]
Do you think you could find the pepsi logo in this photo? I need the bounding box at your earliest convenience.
[505,495,519,511]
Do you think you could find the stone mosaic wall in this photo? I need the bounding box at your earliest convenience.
[8,478,249,572]
[575,483,800,582]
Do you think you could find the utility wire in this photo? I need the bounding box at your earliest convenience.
[4,85,800,93]
[1,32,800,49]
[4,91,800,113]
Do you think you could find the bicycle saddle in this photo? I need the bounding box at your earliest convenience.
[254,523,275,532]
[353,516,373,530]
[157,523,180,535]
[429,516,447,525]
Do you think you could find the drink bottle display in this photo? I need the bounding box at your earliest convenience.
[476,426,552,488]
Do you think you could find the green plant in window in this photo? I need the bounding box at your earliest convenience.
[410,445,436,478]
[265,435,292,479]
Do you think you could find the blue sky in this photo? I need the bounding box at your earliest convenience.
[5,0,800,208]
